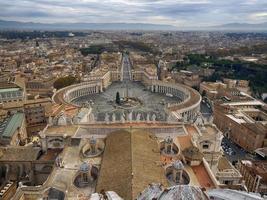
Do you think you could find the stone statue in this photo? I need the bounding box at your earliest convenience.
[58,113,67,126]
[152,114,156,122]
[89,113,95,122]
[167,114,175,123]
[112,113,116,122]
[121,113,125,123]
[129,111,133,121]
[136,113,141,121]
[105,113,109,122]
[183,113,188,122]
[194,112,204,126]
[121,112,126,123]
[125,112,129,121]
[146,113,150,122]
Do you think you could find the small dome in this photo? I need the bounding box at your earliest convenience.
[89,137,97,145]
[173,160,184,170]
[164,136,173,144]
[80,162,90,172]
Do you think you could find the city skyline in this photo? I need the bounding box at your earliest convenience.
[0,5,267,198]
[1,0,267,27]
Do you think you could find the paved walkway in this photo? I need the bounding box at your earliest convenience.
[121,54,132,82]
[43,141,102,198]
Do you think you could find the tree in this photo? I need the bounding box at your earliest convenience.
[53,76,77,90]
[116,92,121,105]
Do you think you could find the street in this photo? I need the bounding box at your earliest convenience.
[200,100,212,120]
[121,54,132,82]
[222,137,259,163]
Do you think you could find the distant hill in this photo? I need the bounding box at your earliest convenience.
[0,19,266,31]
[0,20,177,31]
[208,22,267,31]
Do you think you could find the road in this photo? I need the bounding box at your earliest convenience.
[200,101,212,120]
[222,137,260,163]
[121,54,132,82]
[200,100,260,163]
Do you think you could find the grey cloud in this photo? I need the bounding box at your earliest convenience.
[0,0,266,26]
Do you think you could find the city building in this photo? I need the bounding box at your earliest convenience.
[237,160,267,195]
[0,145,57,193]
[214,103,267,152]
[0,112,27,146]
[0,32,266,200]
[24,98,52,136]
[200,82,227,99]
[0,83,24,104]
[172,70,202,88]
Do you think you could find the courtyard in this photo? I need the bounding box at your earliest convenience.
[72,81,182,122]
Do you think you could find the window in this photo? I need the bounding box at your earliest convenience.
[201,140,210,149]
[223,180,232,185]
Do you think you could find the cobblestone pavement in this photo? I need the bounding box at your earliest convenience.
[72,81,181,121]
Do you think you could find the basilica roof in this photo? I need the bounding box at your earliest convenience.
[96,129,168,200]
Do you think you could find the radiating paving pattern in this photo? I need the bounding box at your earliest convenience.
[72,81,181,121]
[121,54,132,81]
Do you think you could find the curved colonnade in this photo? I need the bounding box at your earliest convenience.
[63,82,102,103]
[53,81,102,105]
[150,80,201,121]
[52,79,201,122]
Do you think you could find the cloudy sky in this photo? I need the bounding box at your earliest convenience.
[1,0,267,27]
